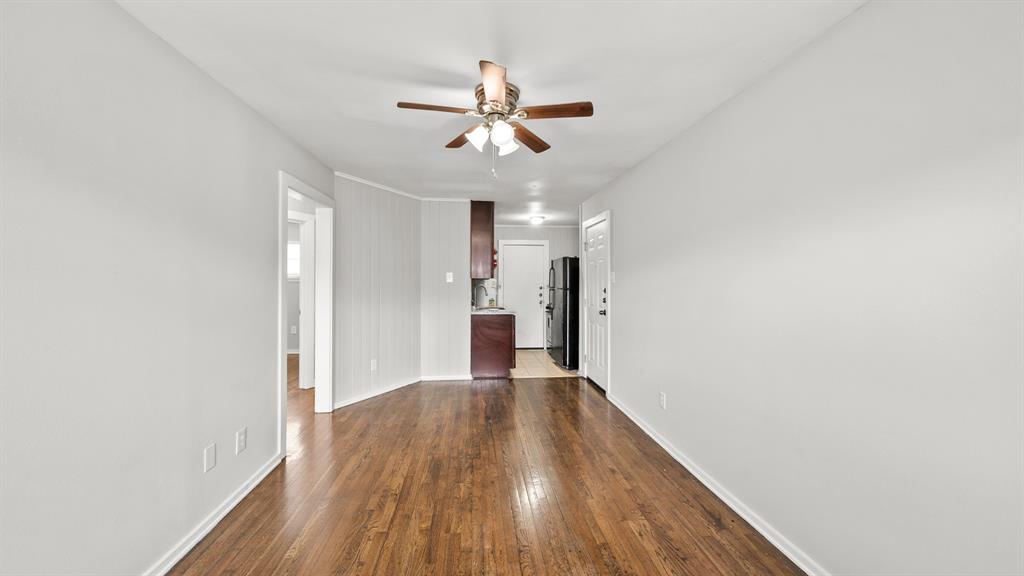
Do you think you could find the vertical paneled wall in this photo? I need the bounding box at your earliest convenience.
[334,177,421,405]
[494,225,580,260]
[420,200,472,379]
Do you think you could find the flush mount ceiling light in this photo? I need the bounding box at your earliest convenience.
[397,60,594,157]
[529,215,546,225]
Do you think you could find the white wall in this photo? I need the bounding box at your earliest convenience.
[286,222,300,351]
[334,177,421,406]
[420,201,472,379]
[0,2,333,574]
[494,225,579,260]
[581,2,1023,574]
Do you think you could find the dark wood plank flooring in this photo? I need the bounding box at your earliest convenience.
[169,355,804,575]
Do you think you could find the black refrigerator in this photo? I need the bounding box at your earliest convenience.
[546,257,579,370]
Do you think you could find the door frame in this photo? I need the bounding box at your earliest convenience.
[581,210,611,394]
[278,171,335,459]
[497,239,549,349]
[287,210,315,391]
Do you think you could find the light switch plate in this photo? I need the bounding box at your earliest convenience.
[370,358,377,371]
[203,443,217,472]
[445,272,454,283]
[289,325,297,335]
[235,427,247,455]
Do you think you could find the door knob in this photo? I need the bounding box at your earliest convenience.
[598,310,607,315]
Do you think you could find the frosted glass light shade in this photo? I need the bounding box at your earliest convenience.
[489,120,515,146]
[466,125,489,152]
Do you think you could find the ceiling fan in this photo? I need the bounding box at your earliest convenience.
[397,60,594,156]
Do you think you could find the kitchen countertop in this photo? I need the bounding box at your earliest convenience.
[471,308,515,315]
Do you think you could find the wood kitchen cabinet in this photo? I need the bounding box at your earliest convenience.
[471,314,515,378]
[470,200,494,279]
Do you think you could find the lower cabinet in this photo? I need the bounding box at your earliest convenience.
[471,314,516,379]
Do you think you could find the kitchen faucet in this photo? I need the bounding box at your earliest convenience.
[475,284,490,308]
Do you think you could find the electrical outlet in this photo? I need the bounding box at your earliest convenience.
[235,427,247,455]
[203,443,217,472]
[370,358,377,371]
[659,392,667,410]
[445,272,454,283]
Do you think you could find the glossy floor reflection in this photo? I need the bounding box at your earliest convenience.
[168,371,804,575]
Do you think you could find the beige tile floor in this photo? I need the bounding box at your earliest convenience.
[510,349,578,379]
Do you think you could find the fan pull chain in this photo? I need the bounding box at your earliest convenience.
[491,143,498,179]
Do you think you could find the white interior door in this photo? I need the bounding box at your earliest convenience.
[500,241,548,348]
[584,217,610,389]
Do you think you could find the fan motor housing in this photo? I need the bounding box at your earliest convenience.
[475,83,520,117]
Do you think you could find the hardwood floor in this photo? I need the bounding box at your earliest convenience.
[509,349,578,379]
[169,359,804,575]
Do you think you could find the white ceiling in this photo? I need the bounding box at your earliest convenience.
[120,1,863,225]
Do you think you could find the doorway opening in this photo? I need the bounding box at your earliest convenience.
[497,239,549,350]
[497,238,580,379]
[278,171,334,459]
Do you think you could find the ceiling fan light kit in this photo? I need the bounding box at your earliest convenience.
[397,60,594,163]
[489,119,515,147]
[498,141,519,157]
[466,124,489,152]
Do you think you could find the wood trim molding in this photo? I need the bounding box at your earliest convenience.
[334,170,421,200]
[332,171,478,204]
[282,171,334,207]
[419,374,474,382]
[287,210,315,223]
[495,224,580,229]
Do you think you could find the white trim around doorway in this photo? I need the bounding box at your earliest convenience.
[278,171,335,459]
[497,239,550,350]
[581,210,611,395]
[288,211,315,391]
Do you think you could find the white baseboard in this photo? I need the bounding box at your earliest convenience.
[333,378,419,410]
[329,375,474,411]
[286,349,299,355]
[145,453,283,576]
[606,394,828,576]
[419,374,473,382]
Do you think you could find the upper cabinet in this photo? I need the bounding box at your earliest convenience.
[470,201,495,279]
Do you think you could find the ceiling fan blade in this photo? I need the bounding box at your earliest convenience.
[397,102,474,114]
[446,124,481,148]
[479,60,507,106]
[446,132,469,148]
[517,101,593,120]
[510,122,550,153]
